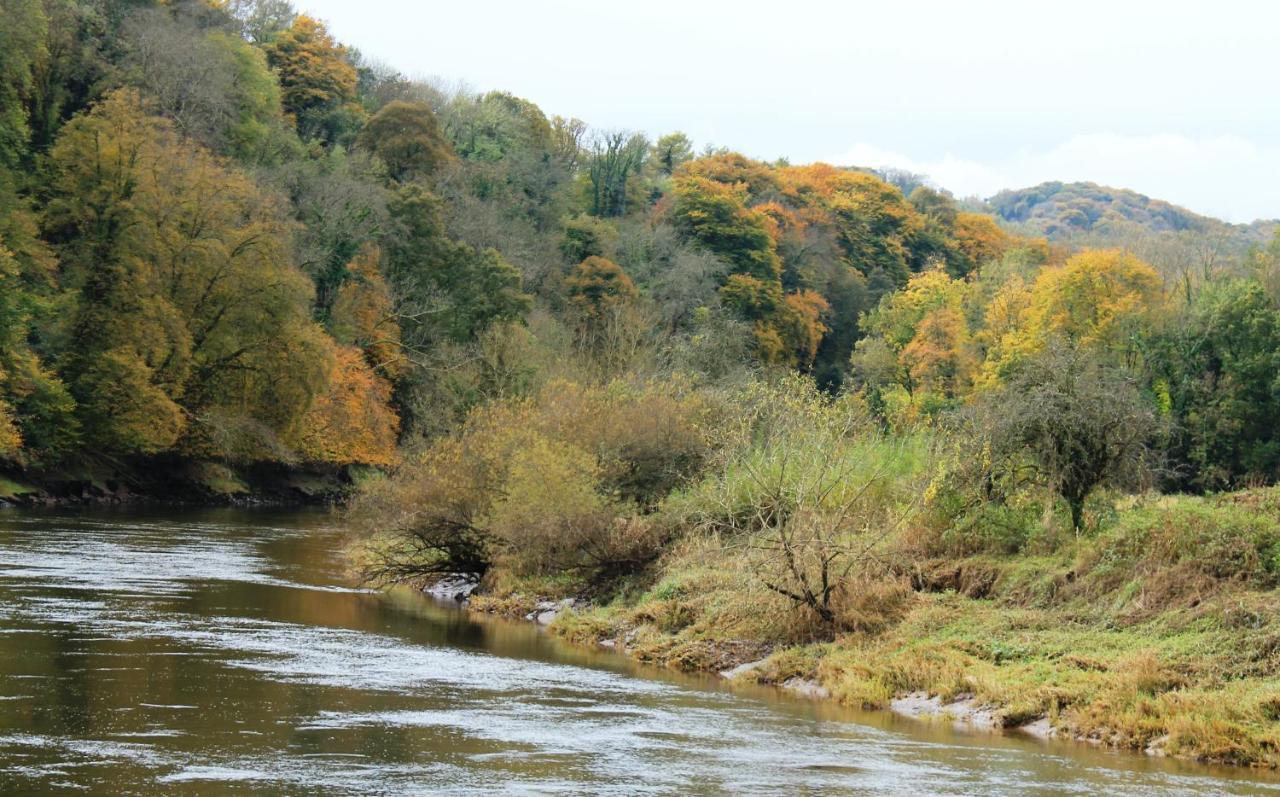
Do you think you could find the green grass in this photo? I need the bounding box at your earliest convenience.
[0,475,37,500]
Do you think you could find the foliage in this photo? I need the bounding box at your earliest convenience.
[356,100,453,182]
[1147,280,1280,490]
[963,344,1156,530]
[40,89,395,464]
[294,342,399,466]
[264,15,362,143]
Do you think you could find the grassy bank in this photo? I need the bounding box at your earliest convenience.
[463,488,1280,767]
[348,373,1280,768]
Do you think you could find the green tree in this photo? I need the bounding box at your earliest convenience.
[385,184,531,346]
[1151,280,1280,490]
[968,343,1155,531]
[586,130,648,218]
[650,132,694,176]
[0,0,46,170]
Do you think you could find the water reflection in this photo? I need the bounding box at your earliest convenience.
[0,508,1276,796]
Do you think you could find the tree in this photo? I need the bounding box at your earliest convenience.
[384,184,531,348]
[264,15,362,143]
[779,165,924,291]
[43,90,331,459]
[695,376,921,631]
[586,130,648,217]
[0,0,46,170]
[559,213,617,264]
[293,342,400,467]
[969,343,1155,531]
[0,176,75,463]
[356,100,453,182]
[992,248,1162,373]
[330,243,405,379]
[650,132,693,176]
[951,211,1014,275]
[776,290,830,368]
[274,147,388,319]
[899,307,975,396]
[218,0,297,43]
[672,175,781,283]
[1150,280,1280,490]
[565,256,638,320]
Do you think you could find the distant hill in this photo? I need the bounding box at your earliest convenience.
[986,181,1277,248]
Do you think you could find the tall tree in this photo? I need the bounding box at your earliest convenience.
[264,15,362,143]
[356,100,453,183]
[43,90,331,459]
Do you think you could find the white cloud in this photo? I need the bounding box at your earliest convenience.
[831,134,1280,224]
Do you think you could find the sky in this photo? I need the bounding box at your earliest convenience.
[298,0,1280,223]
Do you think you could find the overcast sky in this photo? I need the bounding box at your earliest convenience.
[299,0,1279,222]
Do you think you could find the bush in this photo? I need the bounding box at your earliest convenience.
[350,376,721,587]
[665,374,932,633]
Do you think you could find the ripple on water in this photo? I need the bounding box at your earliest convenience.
[1,514,1278,796]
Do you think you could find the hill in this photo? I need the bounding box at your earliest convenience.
[987,181,1277,247]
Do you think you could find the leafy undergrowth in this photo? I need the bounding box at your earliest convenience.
[512,488,1280,768]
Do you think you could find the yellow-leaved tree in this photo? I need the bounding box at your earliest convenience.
[984,248,1163,379]
[44,89,393,464]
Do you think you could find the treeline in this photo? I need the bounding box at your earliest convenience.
[2,0,1279,503]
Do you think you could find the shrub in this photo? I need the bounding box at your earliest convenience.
[667,374,931,633]
[350,377,720,587]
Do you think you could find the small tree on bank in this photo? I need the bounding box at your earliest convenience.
[968,343,1155,531]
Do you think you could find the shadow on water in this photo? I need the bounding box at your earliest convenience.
[0,505,1277,796]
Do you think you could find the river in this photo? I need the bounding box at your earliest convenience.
[0,507,1275,795]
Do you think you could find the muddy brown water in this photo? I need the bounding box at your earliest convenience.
[0,507,1277,795]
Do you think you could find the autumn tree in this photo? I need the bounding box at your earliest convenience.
[672,175,781,283]
[330,243,405,379]
[43,90,333,459]
[0,178,75,463]
[853,268,973,420]
[264,15,362,143]
[988,248,1162,376]
[776,290,830,367]
[293,342,400,467]
[565,256,638,319]
[951,212,1014,276]
[356,100,453,183]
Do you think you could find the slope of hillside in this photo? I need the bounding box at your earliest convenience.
[987,181,1276,245]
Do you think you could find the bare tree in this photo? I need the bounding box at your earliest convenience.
[696,382,923,629]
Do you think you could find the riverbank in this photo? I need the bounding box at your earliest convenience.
[439,487,1280,770]
[0,457,354,508]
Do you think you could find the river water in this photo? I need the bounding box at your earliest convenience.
[0,508,1276,796]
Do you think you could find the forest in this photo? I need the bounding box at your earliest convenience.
[5,0,1280,767]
